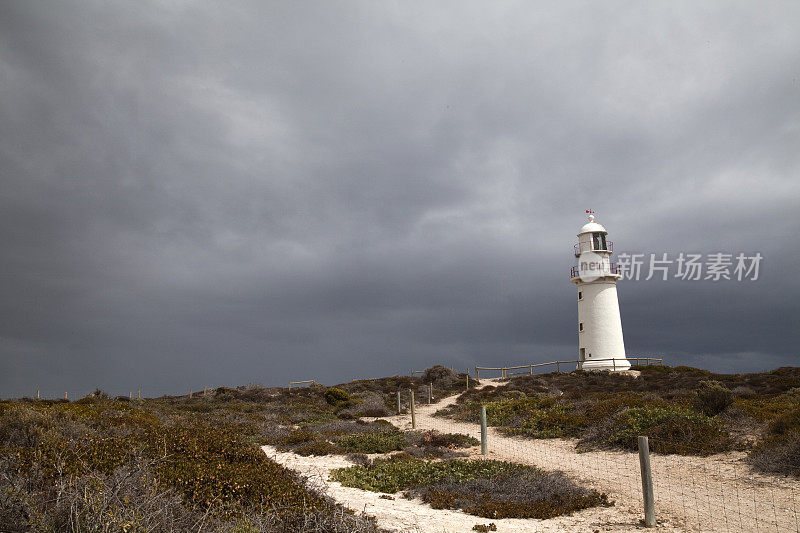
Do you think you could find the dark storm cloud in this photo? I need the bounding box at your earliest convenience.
[1,1,798,397]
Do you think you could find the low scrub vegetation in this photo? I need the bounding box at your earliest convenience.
[0,396,378,531]
[746,388,800,476]
[336,429,407,454]
[4,364,797,530]
[437,366,800,472]
[330,457,609,518]
[588,405,731,455]
[275,421,478,460]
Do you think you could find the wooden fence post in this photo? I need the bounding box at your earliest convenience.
[638,436,656,527]
[480,405,488,455]
[410,389,416,429]
[466,372,469,391]
[397,390,401,415]
[428,383,433,404]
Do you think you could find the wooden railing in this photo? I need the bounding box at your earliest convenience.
[288,380,315,390]
[474,357,663,379]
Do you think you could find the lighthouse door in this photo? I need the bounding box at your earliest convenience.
[579,348,586,362]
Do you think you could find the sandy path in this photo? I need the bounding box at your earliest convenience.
[262,444,656,532]
[386,379,799,532]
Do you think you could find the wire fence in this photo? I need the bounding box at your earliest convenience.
[14,387,221,401]
[12,388,152,401]
[391,379,799,532]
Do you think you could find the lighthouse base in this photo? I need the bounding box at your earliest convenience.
[578,358,631,372]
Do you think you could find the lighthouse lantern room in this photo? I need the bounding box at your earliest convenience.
[570,211,630,371]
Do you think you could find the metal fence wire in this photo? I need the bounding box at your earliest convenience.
[395,380,799,532]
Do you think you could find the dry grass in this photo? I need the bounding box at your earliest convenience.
[0,397,378,532]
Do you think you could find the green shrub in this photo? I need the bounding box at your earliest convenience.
[739,388,800,421]
[601,406,731,455]
[281,428,318,445]
[418,431,479,448]
[324,387,351,406]
[502,403,588,439]
[332,457,609,519]
[330,458,530,494]
[749,404,800,477]
[153,422,325,516]
[693,380,734,416]
[418,475,610,519]
[485,396,553,426]
[294,439,342,456]
[336,430,406,454]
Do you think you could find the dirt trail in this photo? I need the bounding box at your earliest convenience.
[386,379,799,532]
[262,444,645,532]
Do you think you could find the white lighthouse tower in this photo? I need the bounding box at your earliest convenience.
[570,211,630,371]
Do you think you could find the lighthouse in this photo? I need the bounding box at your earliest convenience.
[570,211,630,371]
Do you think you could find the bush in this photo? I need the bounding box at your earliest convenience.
[485,396,552,426]
[330,458,530,494]
[336,430,407,454]
[693,380,734,416]
[332,458,609,519]
[324,387,351,406]
[416,430,479,448]
[422,365,459,386]
[0,454,196,532]
[0,398,383,531]
[281,428,318,445]
[749,405,800,477]
[346,453,371,465]
[749,430,800,477]
[294,439,342,457]
[416,474,610,519]
[338,393,391,418]
[598,406,732,455]
[403,431,476,459]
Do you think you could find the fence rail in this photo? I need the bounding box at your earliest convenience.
[287,380,315,390]
[475,357,663,378]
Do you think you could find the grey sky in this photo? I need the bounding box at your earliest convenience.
[1,1,798,397]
